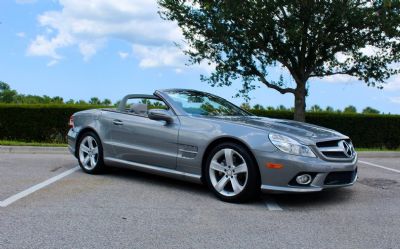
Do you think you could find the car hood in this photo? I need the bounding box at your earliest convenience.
[203,116,348,145]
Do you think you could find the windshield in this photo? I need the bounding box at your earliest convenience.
[164,90,251,116]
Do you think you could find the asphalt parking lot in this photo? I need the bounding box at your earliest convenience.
[0,149,399,249]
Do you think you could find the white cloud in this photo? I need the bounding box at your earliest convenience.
[335,52,351,63]
[317,74,355,83]
[389,96,400,104]
[132,44,186,68]
[47,60,58,67]
[360,45,378,57]
[79,40,105,61]
[27,32,74,59]
[383,75,400,91]
[16,32,26,38]
[118,51,129,59]
[27,0,192,69]
[131,43,215,73]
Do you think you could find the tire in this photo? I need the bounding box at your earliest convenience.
[77,131,105,174]
[205,142,260,203]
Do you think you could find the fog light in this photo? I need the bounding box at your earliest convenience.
[296,174,312,185]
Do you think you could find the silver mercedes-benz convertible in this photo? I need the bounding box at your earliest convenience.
[67,89,357,202]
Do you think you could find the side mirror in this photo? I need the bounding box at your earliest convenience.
[148,109,173,124]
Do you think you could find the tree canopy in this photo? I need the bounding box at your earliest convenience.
[159,0,400,121]
[0,82,114,106]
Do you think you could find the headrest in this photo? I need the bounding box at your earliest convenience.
[130,103,148,115]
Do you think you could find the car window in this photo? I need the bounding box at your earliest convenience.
[165,90,249,116]
[124,98,169,116]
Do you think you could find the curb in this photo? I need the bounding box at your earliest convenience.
[0,146,69,154]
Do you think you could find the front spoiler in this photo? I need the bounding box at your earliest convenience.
[261,173,358,193]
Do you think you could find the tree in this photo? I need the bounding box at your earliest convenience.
[325,106,334,112]
[159,0,400,121]
[266,106,275,111]
[102,99,112,106]
[344,105,357,113]
[310,104,322,112]
[0,81,10,91]
[362,106,380,114]
[89,97,101,105]
[253,104,265,110]
[0,81,17,103]
[66,99,75,105]
[276,105,288,111]
[240,102,251,110]
[51,96,64,104]
[76,100,88,105]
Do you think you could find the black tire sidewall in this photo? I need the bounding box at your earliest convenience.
[205,142,260,203]
[77,131,105,174]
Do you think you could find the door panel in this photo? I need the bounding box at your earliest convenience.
[103,111,179,169]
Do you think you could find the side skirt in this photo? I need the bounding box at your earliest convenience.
[104,157,202,184]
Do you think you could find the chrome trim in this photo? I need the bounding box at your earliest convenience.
[319,146,346,152]
[315,139,357,162]
[261,184,323,193]
[104,157,202,183]
[179,149,198,154]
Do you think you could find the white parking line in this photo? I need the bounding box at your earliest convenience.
[263,196,283,211]
[0,166,80,208]
[358,160,400,174]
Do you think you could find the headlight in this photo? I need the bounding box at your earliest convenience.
[268,133,316,157]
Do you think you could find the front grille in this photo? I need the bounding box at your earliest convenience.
[324,169,357,185]
[317,139,350,148]
[321,151,349,159]
[316,139,355,160]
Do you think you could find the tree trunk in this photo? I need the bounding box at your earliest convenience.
[293,83,306,122]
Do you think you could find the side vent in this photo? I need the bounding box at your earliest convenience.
[178,144,198,159]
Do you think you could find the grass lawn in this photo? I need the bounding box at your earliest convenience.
[356,148,400,152]
[0,140,67,147]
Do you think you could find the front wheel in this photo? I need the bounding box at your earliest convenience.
[77,132,105,174]
[205,142,260,202]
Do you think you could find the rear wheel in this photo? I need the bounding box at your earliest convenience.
[205,142,260,202]
[77,132,105,174]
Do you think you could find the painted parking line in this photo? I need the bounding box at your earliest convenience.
[263,196,283,211]
[0,166,80,208]
[358,160,400,174]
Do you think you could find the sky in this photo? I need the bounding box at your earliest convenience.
[1,0,400,113]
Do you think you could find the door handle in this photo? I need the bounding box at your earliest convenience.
[113,119,123,125]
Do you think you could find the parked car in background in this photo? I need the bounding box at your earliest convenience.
[67,89,357,202]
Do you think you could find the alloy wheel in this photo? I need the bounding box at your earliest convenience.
[209,148,249,197]
[79,136,99,170]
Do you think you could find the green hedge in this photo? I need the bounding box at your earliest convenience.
[0,104,399,149]
[0,104,103,144]
[251,110,400,149]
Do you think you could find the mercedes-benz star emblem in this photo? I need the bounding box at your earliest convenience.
[339,141,353,158]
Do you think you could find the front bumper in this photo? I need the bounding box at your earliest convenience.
[253,149,358,193]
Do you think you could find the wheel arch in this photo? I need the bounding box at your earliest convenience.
[201,136,261,185]
[75,127,102,158]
